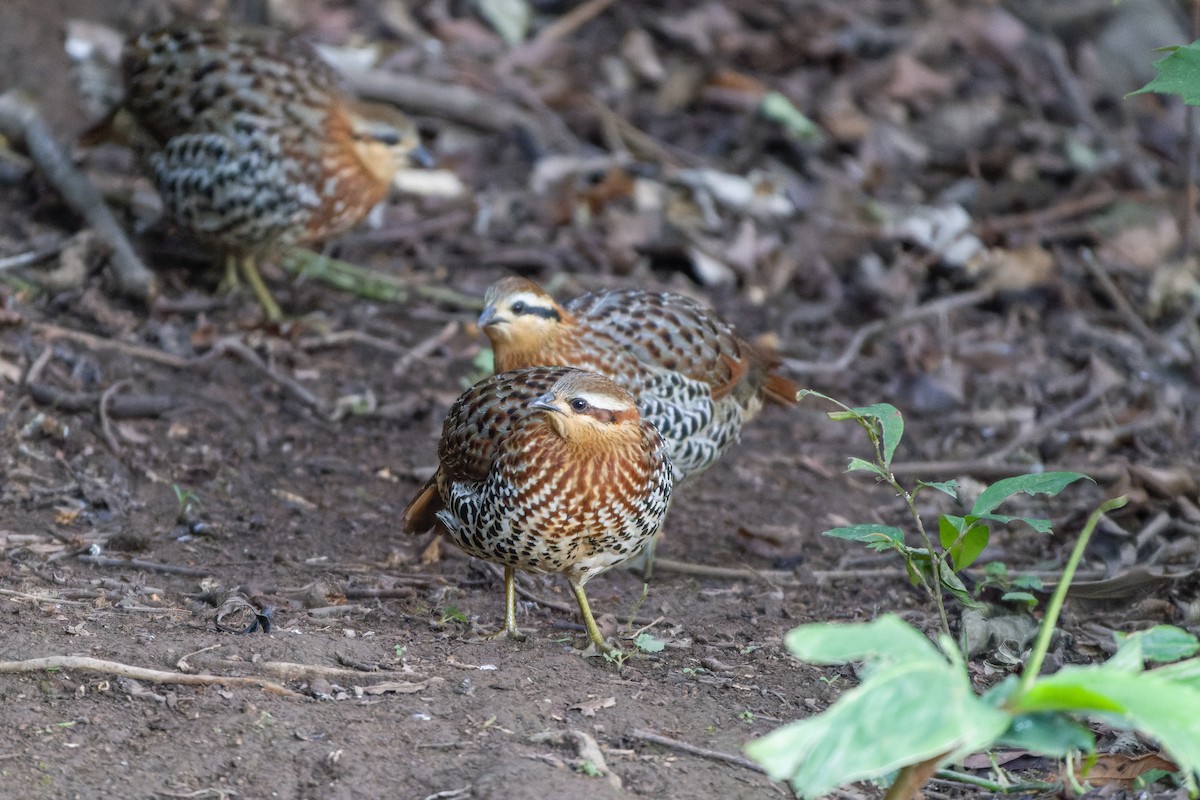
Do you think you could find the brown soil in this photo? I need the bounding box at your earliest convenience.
[2,2,1198,799]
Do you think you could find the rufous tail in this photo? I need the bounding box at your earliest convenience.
[401,474,442,533]
[764,371,800,406]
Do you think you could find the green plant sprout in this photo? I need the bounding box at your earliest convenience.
[745,391,1200,797]
[748,495,1200,799]
[171,484,201,516]
[802,390,1091,638]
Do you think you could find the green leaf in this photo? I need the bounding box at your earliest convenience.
[1013,666,1200,781]
[996,711,1095,757]
[1152,658,1200,690]
[950,523,989,571]
[634,632,666,653]
[1130,42,1200,104]
[823,525,906,551]
[783,615,941,665]
[1000,591,1037,610]
[917,479,959,498]
[760,91,823,142]
[971,472,1092,516]
[845,457,887,478]
[937,561,981,608]
[749,616,1011,798]
[939,516,990,570]
[850,403,904,465]
[1116,626,1200,665]
[939,515,966,547]
[970,511,1054,534]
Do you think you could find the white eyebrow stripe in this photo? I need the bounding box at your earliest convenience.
[508,291,552,309]
[575,389,629,412]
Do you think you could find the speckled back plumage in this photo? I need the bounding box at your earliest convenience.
[480,278,798,484]
[404,367,673,586]
[122,24,411,250]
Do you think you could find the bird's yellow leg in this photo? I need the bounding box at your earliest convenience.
[238,254,282,322]
[502,564,523,639]
[219,253,240,291]
[570,579,618,655]
[478,565,525,642]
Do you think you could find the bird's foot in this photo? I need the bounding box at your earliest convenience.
[471,625,526,644]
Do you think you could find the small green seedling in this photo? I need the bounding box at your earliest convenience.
[171,484,202,520]
[634,632,665,653]
[803,391,1091,637]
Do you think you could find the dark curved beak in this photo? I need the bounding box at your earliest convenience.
[477,305,499,328]
[408,143,436,169]
[528,392,559,413]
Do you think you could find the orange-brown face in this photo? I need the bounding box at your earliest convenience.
[528,371,641,447]
[344,100,431,185]
[478,277,566,368]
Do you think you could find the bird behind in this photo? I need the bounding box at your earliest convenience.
[113,23,429,319]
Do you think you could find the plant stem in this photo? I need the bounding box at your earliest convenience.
[897,479,951,638]
[1017,496,1128,695]
[932,769,1059,794]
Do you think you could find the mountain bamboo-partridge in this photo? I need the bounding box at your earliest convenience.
[478,277,798,570]
[402,366,673,653]
[119,23,430,320]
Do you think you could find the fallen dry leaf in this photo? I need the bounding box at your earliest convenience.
[569,696,616,717]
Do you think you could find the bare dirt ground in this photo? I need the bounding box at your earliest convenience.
[1,1,1199,799]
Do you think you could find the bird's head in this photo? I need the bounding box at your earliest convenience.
[345,100,433,182]
[529,370,641,445]
[478,277,567,364]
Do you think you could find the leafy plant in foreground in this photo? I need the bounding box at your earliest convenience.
[804,390,1091,637]
[746,391,1200,796]
[747,496,1200,798]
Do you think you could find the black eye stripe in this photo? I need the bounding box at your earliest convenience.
[524,306,560,320]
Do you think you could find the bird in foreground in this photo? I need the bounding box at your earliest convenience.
[477,277,798,572]
[115,23,431,320]
[402,367,673,654]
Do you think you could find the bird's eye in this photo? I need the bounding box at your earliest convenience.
[374,131,400,146]
[511,301,526,315]
[570,397,588,412]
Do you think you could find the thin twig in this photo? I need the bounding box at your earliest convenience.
[209,337,322,412]
[296,329,410,357]
[978,187,1132,236]
[29,322,191,369]
[1033,34,1156,191]
[21,344,53,387]
[530,729,622,790]
[650,558,796,583]
[0,655,304,698]
[393,321,461,375]
[344,70,580,152]
[27,383,181,417]
[98,379,131,454]
[781,289,993,374]
[530,0,619,46]
[0,90,155,299]
[76,554,214,578]
[256,661,429,683]
[0,239,68,272]
[0,588,88,605]
[586,97,703,167]
[630,728,767,774]
[985,380,1119,462]
[1074,248,1188,363]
